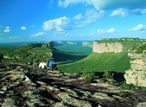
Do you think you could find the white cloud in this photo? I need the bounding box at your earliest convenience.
[42,9,104,32]
[3,26,10,33]
[128,24,144,31]
[132,9,146,15]
[20,26,26,30]
[73,14,83,20]
[111,8,146,17]
[31,32,45,37]
[58,0,146,10]
[84,9,99,24]
[97,28,116,34]
[75,9,104,28]
[43,16,69,32]
[58,0,107,10]
[110,8,129,17]
[107,28,116,33]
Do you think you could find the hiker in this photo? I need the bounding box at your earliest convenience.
[48,55,57,71]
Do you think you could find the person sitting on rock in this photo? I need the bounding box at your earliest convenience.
[48,55,57,71]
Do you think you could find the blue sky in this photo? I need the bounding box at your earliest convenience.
[0,0,146,43]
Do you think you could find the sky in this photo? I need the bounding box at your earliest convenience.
[0,0,146,43]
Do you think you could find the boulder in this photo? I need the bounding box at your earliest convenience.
[124,52,146,87]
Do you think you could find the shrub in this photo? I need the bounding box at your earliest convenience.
[103,70,113,79]
[121,81,138,90]
[82,71,95,83]
[135,43,146,53]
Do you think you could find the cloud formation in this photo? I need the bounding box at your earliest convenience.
[111,8,146,17]
[42,9,103,33]
[85,9,101,24]
[58,0,146,10]
[74,9,104,28]
[128,24,145,31]
[58,0,146,17]
[97,28,116,34]
[20,26,26,30]
[43,16,70,32]
[73,14,83,20]
[3,26,10,33]
[31,32,45,37]
[110,8,128,17]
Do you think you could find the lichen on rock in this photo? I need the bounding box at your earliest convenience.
[0,64,146,107]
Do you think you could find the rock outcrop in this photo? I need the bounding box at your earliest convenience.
[124,51,146,87]
[0,64,146,107]
[93,42,123,53]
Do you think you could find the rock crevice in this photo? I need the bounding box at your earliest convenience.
[0,64,146,107]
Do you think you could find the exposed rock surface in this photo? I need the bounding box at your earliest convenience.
[93,42,123,53]
[0,64,146,107]
[124,51,146,87]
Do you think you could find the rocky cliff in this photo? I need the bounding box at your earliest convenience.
[124,51,146,87]
[93,42,123,53]
[0,64,146,107]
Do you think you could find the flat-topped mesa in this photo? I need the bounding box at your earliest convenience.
[93,42,123,53]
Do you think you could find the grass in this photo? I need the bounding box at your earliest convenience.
[58,52,130,73]
[1,44,52,64]
[53,48,88,64]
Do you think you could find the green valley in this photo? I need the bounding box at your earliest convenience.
[58,52,130,73]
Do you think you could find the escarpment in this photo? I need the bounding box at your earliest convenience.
[93,42,123,53]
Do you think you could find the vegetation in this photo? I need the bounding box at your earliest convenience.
[53,48,87,64]
[81,71,95,83]
[59,52,130,73]
[97,38,146,43]
[103,70,113,80]
[135,43,146,53]
[0,43,52,64]
[121,81,146,91]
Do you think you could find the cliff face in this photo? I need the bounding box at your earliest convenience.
[0,64,146,107]
[124,51,146,87]
[93,42,123,53]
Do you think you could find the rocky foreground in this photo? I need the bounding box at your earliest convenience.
[0,64,146,107]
